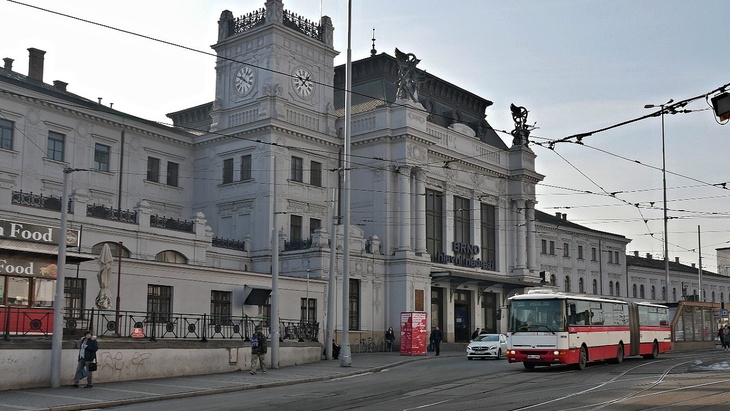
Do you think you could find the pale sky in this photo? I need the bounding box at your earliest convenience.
[2,0,728,272]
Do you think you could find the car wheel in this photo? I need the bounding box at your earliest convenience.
[496,349,502,359]
[643,341,659,359]
[467,357,473,360]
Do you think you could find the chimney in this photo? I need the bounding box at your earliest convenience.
[691,263,696,268]
[27,47,45,82]
[53,80,68,91]
[555,212,562,219]
[646,253,652,259]
[2,57,13,70]
[562,213,567,220]
[675,257,680,264]
[634,251,639,257]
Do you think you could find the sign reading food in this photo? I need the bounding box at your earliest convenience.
[0,219,79,247]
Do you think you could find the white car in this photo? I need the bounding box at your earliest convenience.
[466,333,507,360]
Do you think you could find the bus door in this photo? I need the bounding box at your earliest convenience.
[628,302,640,356]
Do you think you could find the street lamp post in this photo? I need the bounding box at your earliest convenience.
[644,99,673,303]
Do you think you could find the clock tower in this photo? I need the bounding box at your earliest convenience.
[210,0,338,133]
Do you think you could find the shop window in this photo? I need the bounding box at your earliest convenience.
[33,279,55,307]
[64,277,86,318]
[210,290,232,325]
[7,277,29,305]
[147,284,173,323]
[349,278,360,330]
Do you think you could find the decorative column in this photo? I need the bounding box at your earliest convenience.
[398,165,412,251]
[414,168,427,254]
[526,201,536,272]
[515,199,527,270]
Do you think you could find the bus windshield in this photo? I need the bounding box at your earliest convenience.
[508,299,565,333]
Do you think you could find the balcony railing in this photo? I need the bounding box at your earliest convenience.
[150,215,194,233]
[212,237,246,251]
[284,238,312,251]
[86,203,137,224]
[11,190,71,213]
[0,306,319,343]
[283,9,322,41]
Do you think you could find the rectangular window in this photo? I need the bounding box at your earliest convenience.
[240,154,252,181]
[210,290,232,325]
[94,143,110,171]
[453,196,471,258]
[425,190,443,256]
[222,158,234,184]
[608,252,613,263]
[300,298,316,323]
[290,215,303,241]
[147,157,160,182]
[541,239,547,254]
[147,284,173,323]
[349,278,360,330]
[480,203,496,270]
[64,278,86,319]
[0,118,14,150]
[578,245,584,260]
[291,156,303,182]
[549,241,555,255]
[592,247,597,261]
[614,251,619,264]
[310,161,322,187]
[167,161,179,187]
[47,131,65,161]
[563,243,570,257]
[310,218,321,235]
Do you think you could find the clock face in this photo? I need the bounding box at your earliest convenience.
[292,67,314,97]
[234,66,255,96]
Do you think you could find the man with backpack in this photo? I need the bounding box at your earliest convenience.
[250,325,267,375]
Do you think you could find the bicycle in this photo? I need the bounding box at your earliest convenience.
[359,337,375,353]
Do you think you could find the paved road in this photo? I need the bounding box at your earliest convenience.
[3,348,730,411]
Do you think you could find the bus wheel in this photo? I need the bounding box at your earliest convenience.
[523,362,536,370]
[643,341,659,359]
[576,346,587,370]
[609,344,624,364]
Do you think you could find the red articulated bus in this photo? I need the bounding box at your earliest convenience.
[506,289,671,370]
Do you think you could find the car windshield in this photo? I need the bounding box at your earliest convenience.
[476,334,499,342]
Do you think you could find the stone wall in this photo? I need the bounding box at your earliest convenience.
[0,339,322,391]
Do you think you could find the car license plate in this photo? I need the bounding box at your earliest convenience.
[527,355,540,359]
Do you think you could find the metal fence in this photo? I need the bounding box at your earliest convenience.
[1,306,319,343]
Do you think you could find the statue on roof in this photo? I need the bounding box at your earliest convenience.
[395,48,421,102]
[510,103,531,146]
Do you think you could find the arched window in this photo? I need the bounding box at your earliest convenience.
[651,286,656,300]
[616,283,620,297]
[609,281,614,296]
[640,284,645,299]
[632,284,637,298]
[662,287,666,300]
[712,291,716,302]
[92,242,130,258]
[578,278,584,293]
[592,279,598,295]
[672,288,677,302]
[564,276,571,292]
[722,292,725,302]
[155,250,188,264]
[550,274,556,286]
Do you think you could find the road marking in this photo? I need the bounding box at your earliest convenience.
[404,399,450,410]
[330,372,373,381]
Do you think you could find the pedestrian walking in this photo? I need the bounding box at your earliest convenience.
[471,327,481,340]
[723,325,730,351]
[430,325,443,356]
[72,331,98,388]
[250,325,267,374]
[385,327,396,352]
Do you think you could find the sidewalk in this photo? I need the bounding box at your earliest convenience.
[0,350,461,411]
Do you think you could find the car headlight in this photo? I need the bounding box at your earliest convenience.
[467,345,473,350]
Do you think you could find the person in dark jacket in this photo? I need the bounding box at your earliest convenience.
[471,328,481,340]
[250,326,267,374]
[385,327,396,352]
[72,331,98,388]
[430,325,443,356]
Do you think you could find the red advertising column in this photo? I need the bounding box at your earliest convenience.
[400,311,428,356]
